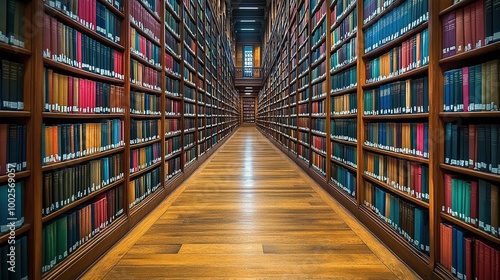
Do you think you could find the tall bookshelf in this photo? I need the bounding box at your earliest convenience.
[257,0,500,279]
[0,0,239,278]
[241,97,256,123]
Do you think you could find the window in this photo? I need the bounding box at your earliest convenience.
[244,46,253,77]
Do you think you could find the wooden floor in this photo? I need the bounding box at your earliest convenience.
[82,126,419,279]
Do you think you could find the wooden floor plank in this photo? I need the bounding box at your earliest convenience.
[83,127,417,279]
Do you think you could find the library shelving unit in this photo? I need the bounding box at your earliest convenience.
[257,0,500,279]
[241,97,256,123]
[0,0,239,279]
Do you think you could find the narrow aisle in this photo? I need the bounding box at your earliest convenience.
[84,127,416,279]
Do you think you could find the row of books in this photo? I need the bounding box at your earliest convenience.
[330,9,356,49]
[1,59,24,111]
[363,0,395,23]
[330,0,356,27]
[364,77,429,116]
[165,54,181,77]
[331,163,356,197]
[312,151,327,175]
[364,0,428,53]
[184,103,195,116]
[331,92,357,115]
[42,121,125,165]
[364,181,430,254]
[183,132,195,148]
[130,59,161,91]
[130,119,160,145]
[312,135,326,153]
[42,153,124,216]
[332,142,357,169]
[0,235,28,279]
[42,186,124,273]
[183,146,196,166]
[311,81,327,99]
[364,152,430,202]
[165,156,181,179]
[443,60,499,113]
[165,99,181,116]
[130,28,161,67]
[130,0,160,43]
[311,40,326,64]
[311,118,326,135]
[330,37,356,72]
[311,20,326,48]
[165,119,180,135]
[165,76,181,98]
[139,0,160,17]
[43,16,125,80]
[0,182,24,234]
[444,123,500,174]
[439,223,499,280]
[442,0,500,58]
[330,119,357,143]
[128,167,161,208]
[130,91,161,115]
[130,142,161,174]
[311,99,325,115]
[46,0,122,44]
[443,174,499,237]
[165,32,181,58]
[311,60,326,83]
[364,122,429,159]
[164,10,180,37]
[330,66,357,93]
[365,29,429,83]
[0,124,26,175]
[165,136,181,157]
[0,0,25,47]
[44,68,125,114]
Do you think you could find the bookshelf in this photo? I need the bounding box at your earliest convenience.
[0,0,239,278]
[241,97,256,123]
[257,0,500,279]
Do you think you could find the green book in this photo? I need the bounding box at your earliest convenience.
[56,216,68,262]
[464,181,471,224]
[452,178,458,217]
[2,60,10,110]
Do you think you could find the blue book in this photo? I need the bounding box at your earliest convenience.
[452,227,457,275]
[456,228,465,280]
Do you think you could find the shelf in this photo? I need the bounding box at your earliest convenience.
[0,42,31,56]
[362,66,429,90]
[137,0,161,22]
[43,112,125,119]
[440,164,500,183]
[331,157,357,173]
[98,0,124,18]
[331,31,357,54]
[41,178,125,223]
[363,113,429,120]
[165,151,182,161]
[42,147,125,172]
[439,41,500,69]
[331,137,357,147]
[0,111,31,118]
[440,213,500,245]
[363,22,428,60]
[363,145,429,164]
[43,58,124,84]
[439,111,500,118]
[130,52,161,71]
[130,83,162,95]
[44,4,124,51]
[363,174,429,208]
[0,170,30,184]
[330,87,357,97]
[130,138,162,150]
[129,161,162,180]
[130,22,160,46]
[165,131,182,139]
[330,113,357,119]
[330,60,357,76]
[0,224,30,244]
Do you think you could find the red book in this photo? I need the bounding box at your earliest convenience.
[470,180,479,227]
[471,2,477,50]
[456,8,464,54]
[445,174,453,214]
[465,237,473,280]
[463,67,470,112]
[444,224,452,270]
[0,124,7,176]
[485,242,492,280]
[92,0,96,31]
[476,0,486,48]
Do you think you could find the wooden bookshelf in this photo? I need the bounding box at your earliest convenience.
[258,0,500,279]
[0,0,239,278]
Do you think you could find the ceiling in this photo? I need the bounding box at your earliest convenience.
[230,0,267,42]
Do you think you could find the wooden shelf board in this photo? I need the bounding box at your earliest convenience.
[0,170,30,184]
[363,113,429,120]
[130,138,162,150]
[362,66,429,90]
[130,83,162,95]
[0,111,31,118]
[362,174,429,208]
[330,137,358,147]
[43,58,124,84]
[331,157,357,173]
[440,164,500,183]
[363,145,429,164]
[439,111,500,118]
[43,112,125,119]
[42,147,125,172]
[0,224,30,244]
[440,213,500,245]
[0,42,31,56]
[439,42,500,66]
[129,161,162,180]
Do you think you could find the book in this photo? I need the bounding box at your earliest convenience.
[128,167,162,208]
[130,119,161,145]
[0,124,27,175]
[1,59,24,110]
[130,142,161,174]
[0,181,24,233]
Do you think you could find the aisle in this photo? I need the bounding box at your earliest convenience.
[83,126,417,279]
